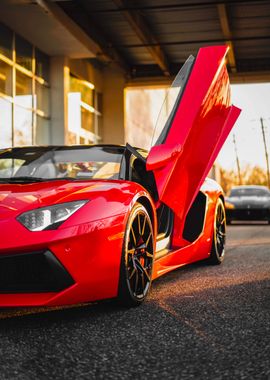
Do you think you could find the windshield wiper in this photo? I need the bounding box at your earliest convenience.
[0,176,77,183]
[0,176,45,183]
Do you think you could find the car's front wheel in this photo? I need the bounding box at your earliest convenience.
[118,203,154,306]
[209,198,226,265]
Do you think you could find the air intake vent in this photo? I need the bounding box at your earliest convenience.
[0,250,74,293]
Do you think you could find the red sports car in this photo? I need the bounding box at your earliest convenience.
[0,46,240,307]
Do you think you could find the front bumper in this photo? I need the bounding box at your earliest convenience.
[0,213,126,307]
[226,208,270,221]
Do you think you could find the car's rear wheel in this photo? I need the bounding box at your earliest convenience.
[209,198,226,265]
[118,203,154,307]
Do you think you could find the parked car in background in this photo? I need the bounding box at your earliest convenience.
[225,185,270,224]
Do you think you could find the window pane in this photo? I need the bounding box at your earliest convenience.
[81,107,94,132]
[36,116,49,145]
[14,105,32,146]
[0,97,12,148]
[68,92,81,135]
[70,75,93,105]
[67,131,77,145]
[79,137,85,145]
[35,48,49,82]
[36,82,49,115]
[0,23,13,59]
[0,60,12,96]
[15,70,32,108]
[15,34,32,72]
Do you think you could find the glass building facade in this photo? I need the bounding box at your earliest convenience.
[67,74,102,145]
[0,22,102,148]
[0,22,50,147]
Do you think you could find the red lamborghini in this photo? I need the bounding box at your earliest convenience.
[0,46,240,307]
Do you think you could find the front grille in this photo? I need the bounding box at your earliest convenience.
[227,208,270,220]
[0,250,74,293]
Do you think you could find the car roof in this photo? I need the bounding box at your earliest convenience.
[231,185,269,190]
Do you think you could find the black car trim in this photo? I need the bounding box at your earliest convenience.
[0,250,74,293]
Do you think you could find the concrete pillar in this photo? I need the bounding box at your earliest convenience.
[102,65,125,144]
[50,56,69,144]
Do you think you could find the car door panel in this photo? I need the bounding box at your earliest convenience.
[147,45,241,223]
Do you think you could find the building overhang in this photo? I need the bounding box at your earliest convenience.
[125,70,270,88]
[0,0,100,58]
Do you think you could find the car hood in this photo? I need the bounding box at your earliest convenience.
[0,179,120,218]
[226,196,270,206]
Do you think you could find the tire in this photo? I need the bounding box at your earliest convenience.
[117,203,154,307]
[209,198,226,265]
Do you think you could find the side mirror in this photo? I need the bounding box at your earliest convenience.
[146,144,182,171]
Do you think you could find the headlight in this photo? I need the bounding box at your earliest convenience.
[225,201,235,210]
[17,200,88,231]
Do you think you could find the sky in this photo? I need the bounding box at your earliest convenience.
[218,83,270,171]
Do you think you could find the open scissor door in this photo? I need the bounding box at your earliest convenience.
[146,45,241,222]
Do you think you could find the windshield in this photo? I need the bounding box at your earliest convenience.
[0,146,124,182]
[230,187,270,197]
[151,55,195,146]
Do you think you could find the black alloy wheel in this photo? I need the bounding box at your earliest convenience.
[118,203,154,306]
[209,198,226,265]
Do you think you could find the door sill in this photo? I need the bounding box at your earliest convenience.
[156,235,170,252]
[155,248,172,260]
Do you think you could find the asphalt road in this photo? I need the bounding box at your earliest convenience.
[0,223,269,380]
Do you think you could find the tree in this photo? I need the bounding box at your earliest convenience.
[219,165,268,195]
